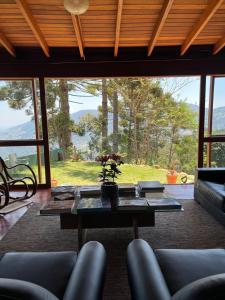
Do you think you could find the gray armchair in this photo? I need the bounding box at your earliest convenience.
[127,239,225,300]
[0,241,106,300]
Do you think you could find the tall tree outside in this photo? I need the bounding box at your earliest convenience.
[0,77,202,185]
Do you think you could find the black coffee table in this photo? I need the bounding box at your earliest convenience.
[60,197,154,249]
[55,185,183,250]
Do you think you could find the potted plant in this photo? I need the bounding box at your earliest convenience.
[166,163,178,184]
[96,153,124,209]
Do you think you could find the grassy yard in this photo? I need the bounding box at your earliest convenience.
[49,160,194,186]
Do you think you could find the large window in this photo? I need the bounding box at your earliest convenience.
[203,76,225,168]
[46,77,199,185]
[0,79,47,184]
[1,76,210,187]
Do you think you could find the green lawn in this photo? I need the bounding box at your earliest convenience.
[49,160,194,185]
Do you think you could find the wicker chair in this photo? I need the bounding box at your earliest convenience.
[0,157,37,209]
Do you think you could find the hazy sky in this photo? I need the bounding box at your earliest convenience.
[0,76,224,129]
[0,87,102,129]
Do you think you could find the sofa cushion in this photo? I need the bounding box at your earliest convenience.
[197,180,225,211]
[0,251,77,299]
[155,249,225,295]
[172,274,225,300]
[0,278,59,300]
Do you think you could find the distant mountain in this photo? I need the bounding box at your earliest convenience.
[0,121,35,140]
[188,103,199,112]
[0,109,103,158]
[71,109,113,150]
[0,106,224,159]
[187,104,225,130]
[71,109,98,121]
[71,109,99,150]
[211,106,225,131]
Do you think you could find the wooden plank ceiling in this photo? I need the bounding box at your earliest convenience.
[1,0,225,59]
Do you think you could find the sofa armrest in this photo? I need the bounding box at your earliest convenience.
[195,168,225,184]
[127,239,171,300]
[0,278,59,300]
[172,273,225,300]
[63,241,106,300]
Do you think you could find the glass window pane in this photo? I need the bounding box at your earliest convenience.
[203,142,225,168]
[46,77,198,185]
[0,79,42,140]
[204,76,211,137]
[212,77,225,136]
[0,146,46,184]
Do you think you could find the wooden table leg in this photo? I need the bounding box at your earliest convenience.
[78,215,83,251]
[83,229,87,244]
[132,217,139,239]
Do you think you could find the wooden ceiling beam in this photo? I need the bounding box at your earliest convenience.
[148,0,174,56]
[213,34,225,54]
[114,0,123,57]
[181,0,224,56]
[15,0,50,57]
[0,31,16,57]
[71,15,85,59]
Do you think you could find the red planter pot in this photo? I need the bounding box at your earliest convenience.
[166,172,178,184]
[51,178,58,187]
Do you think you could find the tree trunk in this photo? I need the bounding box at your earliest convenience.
[137,118,141,163]
[133,114,139,164]
[144,125,150,165]
[155,130,159,163]
[58,80,71,156]
[101,79,108,152]
[127,106,133,162]
[127,85,133,162]
[112,90,119,153]
[168,143,173,168]
[168,127,176,168]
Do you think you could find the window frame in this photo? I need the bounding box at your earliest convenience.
[199,75,225,168]
[0,77,51,187]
